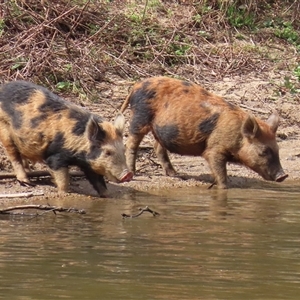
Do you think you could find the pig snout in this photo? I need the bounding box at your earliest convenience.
[119,170,133,183]
[263,168,288,183]
[275,171,288,182]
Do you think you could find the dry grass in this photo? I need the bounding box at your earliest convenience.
[0,0,299,100]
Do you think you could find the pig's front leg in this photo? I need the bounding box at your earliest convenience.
[205,151,228,189]
[45,155,70,193]
[82,167,107,197]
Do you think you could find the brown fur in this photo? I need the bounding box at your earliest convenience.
[121,76,287,188]
[0,90,121,164]
[0,81,131,195]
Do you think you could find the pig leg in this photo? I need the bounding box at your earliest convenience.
[22,157,32,172]
[45,154,70,193]
[0,128,30,184]
[205,151,228,189]
[49,167,70,193]
[125,134,145,173]
[154,141,176,176]
[82,167,107,197]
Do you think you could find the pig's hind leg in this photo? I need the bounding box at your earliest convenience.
[0,127,31,185]
[154,141,176,176]
[48,167,70,193]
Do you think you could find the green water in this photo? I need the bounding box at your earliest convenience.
[0,183,300,300]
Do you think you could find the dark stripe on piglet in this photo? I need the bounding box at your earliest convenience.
[154,124,179,153]
[199,113,219,135]
[69,109,89,136]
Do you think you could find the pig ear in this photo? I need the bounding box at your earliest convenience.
[266,111,279,133]
[114,113,125,135]
[242,114,259,139]
[87,116,106,142]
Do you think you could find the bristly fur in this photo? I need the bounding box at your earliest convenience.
[0,80,128,195]
[121,76,287,188]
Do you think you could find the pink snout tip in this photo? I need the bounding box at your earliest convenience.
[275,173,288,182]
[120,170,133,183]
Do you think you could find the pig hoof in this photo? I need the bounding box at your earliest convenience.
[165,169,177,177]
[57,190,70,197]
[208,181,227,189]
[17,179,35,187]
[208,182,216,189]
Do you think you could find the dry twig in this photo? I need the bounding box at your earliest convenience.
[122,206,160,218]
[0,204,86,215]
[2,0,295,94]
[0,191,44,198]
[0,170,84,180]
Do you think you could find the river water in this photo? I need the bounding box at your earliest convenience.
[0,182,300,300]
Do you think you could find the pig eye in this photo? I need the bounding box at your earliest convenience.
[260,147,272,157]
[104,150,112,157]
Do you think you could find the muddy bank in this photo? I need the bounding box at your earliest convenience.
[0,133,298,202]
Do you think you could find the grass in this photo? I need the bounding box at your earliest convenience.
[225,4,256,29]
[0,0,299,99]
[274,22,299,42]
[0,19,5,37]
[294,65,300,81]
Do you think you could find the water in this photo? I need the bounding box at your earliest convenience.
[0,183,300,300]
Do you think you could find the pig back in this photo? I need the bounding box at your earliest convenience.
[0,81,94,162]
[129,77,240,156]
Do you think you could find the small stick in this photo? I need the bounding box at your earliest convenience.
[0,204,86,215]
[239,104,269,114]
[208,181,216,189]
[122,206,160,219]
[0,170,84,180]
[0,191,44,198]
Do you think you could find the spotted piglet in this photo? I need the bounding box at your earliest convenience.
[121,76,288,188]
[0,80,133,196]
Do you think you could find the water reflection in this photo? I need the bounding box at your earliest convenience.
[0,183,300,299]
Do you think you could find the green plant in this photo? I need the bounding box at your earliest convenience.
[282,76,300,94]
[56,81,72,91]
[170,35,191,56]
[274,22,299,44]
[173,44,190,56]
[147,0,161,9]
[294,65,300,81]
[0,19,5,37]
[202,4,213,14]
[55,81,88,99]
[64,63,72,72]
[11,58,28,71]
[129,13,142,23]
[226,4,255,29]
[126,0,162,24]
[88,23,100,35]
[192,14,202,24]
[197,30,211,39]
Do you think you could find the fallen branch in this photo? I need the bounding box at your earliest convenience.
[122,206,160,219]
[0,170,84,180]
[0,191,44,198]
[0,204,86,215]
[239,104,269,114]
